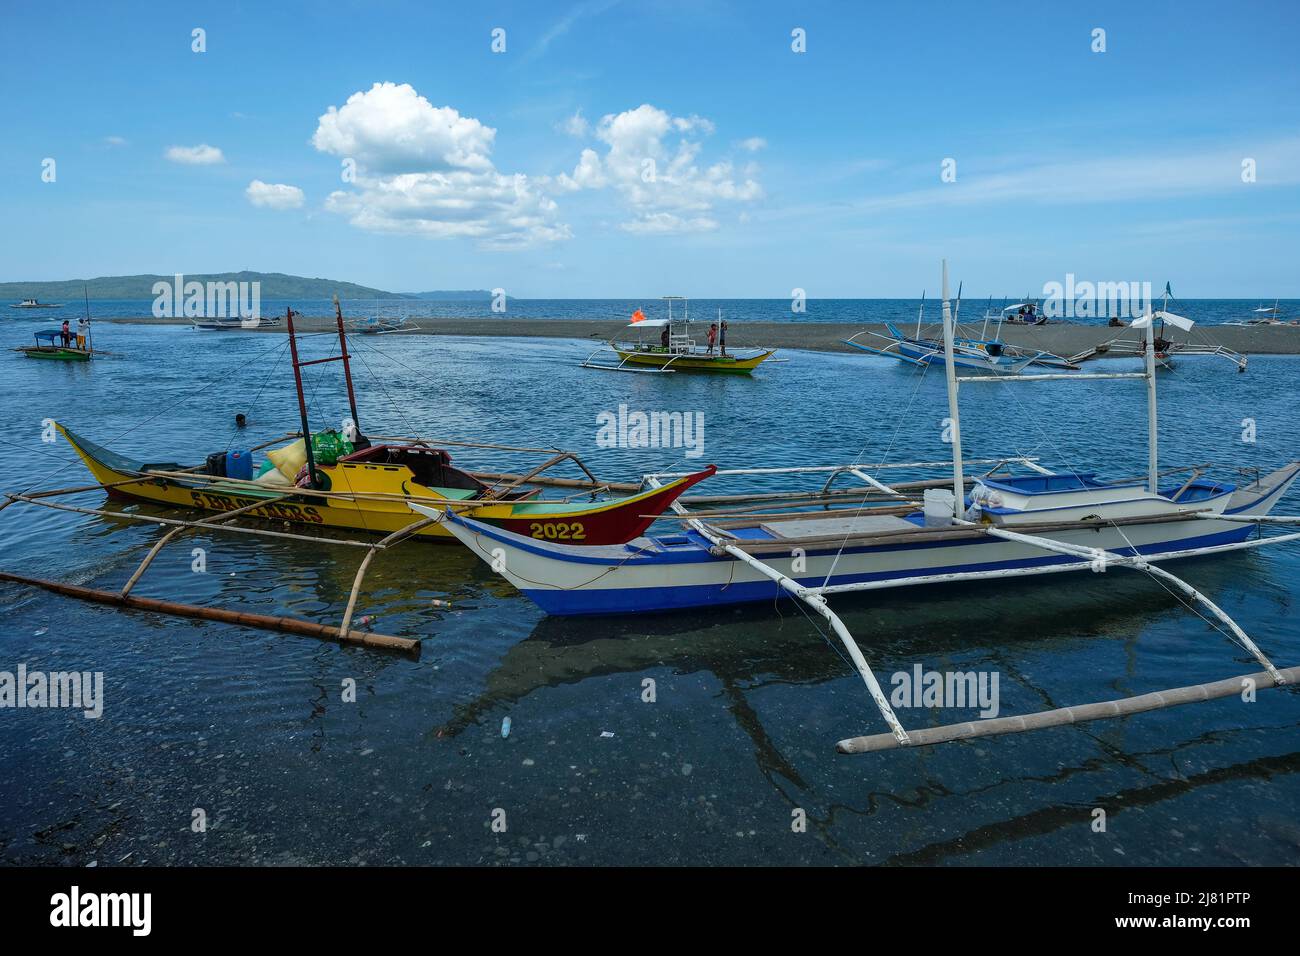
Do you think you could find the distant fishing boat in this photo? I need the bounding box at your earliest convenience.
[1069,287,1248,371]
[346,316,417,334]
[999,300,1048,325]
[10,298,61,309]
[1224,300,1298,327]
[582,297,776,374]
[15,329,92,361]
[192,315,282,330]
[843,291,1076,373]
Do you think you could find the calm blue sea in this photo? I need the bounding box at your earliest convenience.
[4,297,1297,326]
[1,322,1298,865]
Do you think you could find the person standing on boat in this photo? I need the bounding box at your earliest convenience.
[719,320,728,356]
[60,319,71,348]
[660,324,670,349]
[706,322,718,355]
[76,316,89,350]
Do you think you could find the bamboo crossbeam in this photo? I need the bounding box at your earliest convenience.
[5,495,380,548]
[339,516,438,636]
[0,570,419,655]
[646,502,921,524]
[119,526,186,597]
[119,495,291,598]
[836,665,1300,754]
[648,456,1038,481]
[470,470,639,493]
[646,475,911,745]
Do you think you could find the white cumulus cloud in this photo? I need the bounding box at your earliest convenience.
[246,180,306,209]
[738,137,767,152]
[556,104,762,234]
[165,144,225,165]
[313,82,568,248]
[312,82,494,173]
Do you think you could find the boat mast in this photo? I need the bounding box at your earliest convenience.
[940,261,965,517]
[83,284,93,354]
[285,307,320,490]
[1143,306,1159,493]
[915,292,925,339]
[334,295,361,434]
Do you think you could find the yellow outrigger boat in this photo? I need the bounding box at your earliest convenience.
[582,297,776,374]
[56,302,713,545]
[57,424,713,543]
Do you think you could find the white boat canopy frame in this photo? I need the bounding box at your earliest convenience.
[643,260,1299,755]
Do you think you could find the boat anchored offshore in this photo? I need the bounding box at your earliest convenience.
[192,315,283,330]
[9,298,61,308]
[1224,300,1298,327]
[346,316,418,335]
[15,329,93,361]
[582,297,776,374]
[424,261,1300,755]
[843,292,1077,374]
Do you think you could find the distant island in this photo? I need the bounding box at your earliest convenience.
[0,272,514,302]
[406,290,513,301]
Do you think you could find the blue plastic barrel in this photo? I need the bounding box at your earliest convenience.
[226,450,253,481]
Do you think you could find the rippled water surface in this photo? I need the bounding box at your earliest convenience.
[1,323,1298,865]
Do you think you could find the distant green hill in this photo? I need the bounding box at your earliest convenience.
[0,272,407,301]
[406,290,513,301]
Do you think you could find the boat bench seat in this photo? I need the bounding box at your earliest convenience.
[761,514,919,539]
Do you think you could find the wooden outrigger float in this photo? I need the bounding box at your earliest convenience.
[429,261,1300,754]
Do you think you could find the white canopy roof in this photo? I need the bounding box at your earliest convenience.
[1132,310,1195,331]
[628,319,670,328]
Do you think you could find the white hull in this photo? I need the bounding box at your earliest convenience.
[426,462,1300,616]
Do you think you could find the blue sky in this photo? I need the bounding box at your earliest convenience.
[3,0,1298,296]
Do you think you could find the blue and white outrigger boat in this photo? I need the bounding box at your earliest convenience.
[843,291,1077,373]
[417,262,1300,754]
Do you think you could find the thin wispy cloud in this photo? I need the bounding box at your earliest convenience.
[164,144,226,165]
[854,138,1300,212]
[521,0,622,64]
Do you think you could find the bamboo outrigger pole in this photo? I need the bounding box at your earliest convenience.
[0,570,419,655]
[837,665,1300,754]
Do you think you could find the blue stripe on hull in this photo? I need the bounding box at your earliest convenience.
[522,526,1256,616]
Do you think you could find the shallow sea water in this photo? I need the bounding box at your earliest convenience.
[1,323,1298,866]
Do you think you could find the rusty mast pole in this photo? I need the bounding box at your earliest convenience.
[334,294,361,435]
[286,306,320,489]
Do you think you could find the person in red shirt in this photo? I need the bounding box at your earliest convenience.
[706,323,718,355]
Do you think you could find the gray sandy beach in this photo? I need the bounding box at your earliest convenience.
[105,315,1300,356]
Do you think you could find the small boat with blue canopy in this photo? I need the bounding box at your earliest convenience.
[16,329,93,361]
